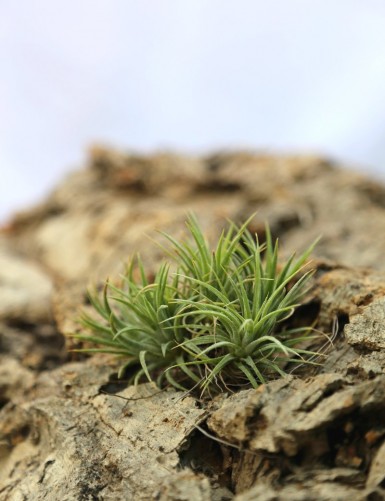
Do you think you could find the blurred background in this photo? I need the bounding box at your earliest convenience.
[1,0,385,223]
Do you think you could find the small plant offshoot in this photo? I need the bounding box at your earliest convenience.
[74,215,321,395]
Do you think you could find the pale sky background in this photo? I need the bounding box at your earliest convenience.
[1,0,385,222]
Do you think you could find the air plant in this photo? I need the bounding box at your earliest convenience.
[74,215,320,394]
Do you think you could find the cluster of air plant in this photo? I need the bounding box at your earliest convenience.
[74,215,320,394]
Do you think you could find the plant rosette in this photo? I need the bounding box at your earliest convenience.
[73,215,321,395]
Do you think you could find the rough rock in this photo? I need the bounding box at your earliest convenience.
[0,361,208,500]
[0,239,52,324]
[2,148,385,499]
[9,150,385,284]
[208,374,385,496]
[345,296,385,350]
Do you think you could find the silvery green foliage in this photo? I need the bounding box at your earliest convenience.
[75,215,318,394]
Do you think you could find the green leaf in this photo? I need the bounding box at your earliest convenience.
[139,351,152,382]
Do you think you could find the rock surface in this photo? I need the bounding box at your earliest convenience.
[1,148,385,500]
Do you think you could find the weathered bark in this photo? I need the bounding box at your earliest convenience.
[2,149,385,499]
[0,369,210,500]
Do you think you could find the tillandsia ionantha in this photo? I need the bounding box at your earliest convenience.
[74,215,321,394]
